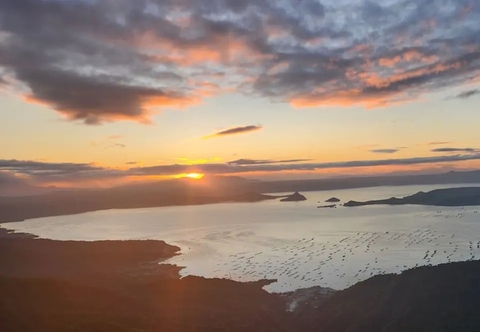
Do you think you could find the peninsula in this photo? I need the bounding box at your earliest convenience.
[344,187,480,207]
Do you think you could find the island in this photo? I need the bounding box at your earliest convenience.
[344,187,480,207]
[317,204,336,209]
[281,191,307,202]
[325,197,341,203]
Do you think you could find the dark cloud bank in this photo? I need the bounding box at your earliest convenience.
[1,0,480,124]
[3,152,480,184]
[431,147,479,153]
[370,149,400,154]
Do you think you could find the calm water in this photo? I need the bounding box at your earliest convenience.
[4,184,480,292]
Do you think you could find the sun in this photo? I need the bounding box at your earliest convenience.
[186,173,204,179]
[174,173,205,180]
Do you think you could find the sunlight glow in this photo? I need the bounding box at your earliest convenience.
[175,173,205,180]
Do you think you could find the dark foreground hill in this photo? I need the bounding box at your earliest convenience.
[0,276,292,332]
[1,233,480,331]
[297,261,480,332]
[0,233,295,332]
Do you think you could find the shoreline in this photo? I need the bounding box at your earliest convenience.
[0,226,184,285]
[4,186,480,295]
[3,184,480,225]
[0,227,303,331]
[0,225,333,296]
[3,224,480,330]
[0,192,283,224]
[0,226,38,239]
[4,190,480,293]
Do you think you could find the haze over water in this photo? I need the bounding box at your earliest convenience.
[5,184,480,292]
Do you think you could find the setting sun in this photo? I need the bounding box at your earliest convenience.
[174,173,205,180]
[186,173,204,179]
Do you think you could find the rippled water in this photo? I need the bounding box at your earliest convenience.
[4,184,480,292]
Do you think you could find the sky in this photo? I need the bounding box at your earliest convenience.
[1,0,480,189]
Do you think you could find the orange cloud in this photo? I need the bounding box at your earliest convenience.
[144,94,202,109]
[290,54,473,109]
[290,88,410,109]
[4,0,480,126]
[378,50,438,67]
[137,31,270,67]
[24,92,202,125]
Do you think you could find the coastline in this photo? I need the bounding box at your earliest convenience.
[5,185,480,292]
[0,192,282,224]
[2,225,480,331]
[0,227,295,331]
[0,226,183,285]
[0,226,307,331]
[0,226,38,239]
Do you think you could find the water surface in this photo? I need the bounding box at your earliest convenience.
[5,184,480,292]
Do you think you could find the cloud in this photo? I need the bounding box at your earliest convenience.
[0,159,102,174]
[4,152,480,185]
[431,147,479,153]
[0,171,29,185]
[428,141,452,146]
[0,171,38,196]
[21,69,195,125]
[369,149,400,154]
[131,154,480,176]
[450,89,480,99]
[0,0,200,124]
[0,159,121,182]
[228,158,311,165]
[203,125,263,139]
[0,0,479,124]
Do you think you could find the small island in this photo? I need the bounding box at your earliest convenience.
[325,197,341,203]
[281,191,307,202]
[344,187,480,207]
[317,204,336,209]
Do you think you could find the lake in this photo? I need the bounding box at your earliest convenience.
[4,184,480,292]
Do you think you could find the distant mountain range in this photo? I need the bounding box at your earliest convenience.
[255,170,480,193]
